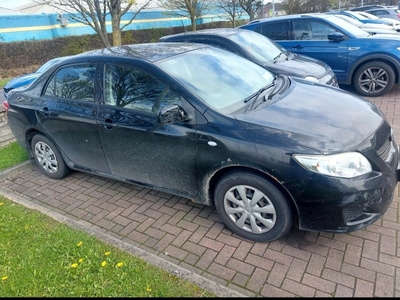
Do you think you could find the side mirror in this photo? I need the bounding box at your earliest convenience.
[157,104,188,125]
[328,32,345,42]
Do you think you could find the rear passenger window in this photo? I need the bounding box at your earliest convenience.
[45,65,95,102]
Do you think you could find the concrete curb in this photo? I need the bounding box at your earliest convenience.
[0,162,247,298]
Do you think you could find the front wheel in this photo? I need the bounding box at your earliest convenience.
[31,134,70,179]
[214,172,293,242]
[353,61,395,97]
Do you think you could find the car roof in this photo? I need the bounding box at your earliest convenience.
[160,28,245,40]
[70,42,210,63]
[244,13,334,25]
[365,7,399,12]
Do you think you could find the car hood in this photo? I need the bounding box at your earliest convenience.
[364,32,400,39]
[263,54,329,78]
[4,73,40,90]
[235,79,383,153]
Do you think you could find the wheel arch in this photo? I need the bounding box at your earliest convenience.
[207,166,299,220]
[347,55,400,86]
[25,128,44,158]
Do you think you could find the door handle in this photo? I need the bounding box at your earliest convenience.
[39,107,59,117]
[98,118,116,130]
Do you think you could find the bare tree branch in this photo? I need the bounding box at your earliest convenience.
[40,0,152,47]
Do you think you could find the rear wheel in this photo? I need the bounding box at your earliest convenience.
[31,134,70,179]
[353,61,395,97]
[214,171,293,242]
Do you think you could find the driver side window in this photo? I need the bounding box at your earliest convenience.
[103,63,181,114]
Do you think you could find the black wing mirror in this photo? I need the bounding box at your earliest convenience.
[157,105,188,125]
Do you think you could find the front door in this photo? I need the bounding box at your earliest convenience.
[97,62,198,196]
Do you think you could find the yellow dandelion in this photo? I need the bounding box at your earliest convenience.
[2,276,8,281]
[77,241,83,247]
[105,251,111,256]
[116,262,123,268]
[71,263,78,269]
[101,261,107,267]
[78,258,84,263]
[0,202,3,206]
[146,287,152,292]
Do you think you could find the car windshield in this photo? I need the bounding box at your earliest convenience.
[156,47,274,112]
[355,11,379,19]
[327,15,371,37]
[334,14,363,26]
[227,31,287,64]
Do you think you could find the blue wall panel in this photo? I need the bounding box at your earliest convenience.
[0,9,234,43]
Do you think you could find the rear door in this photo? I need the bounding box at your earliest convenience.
[39,63,110,173]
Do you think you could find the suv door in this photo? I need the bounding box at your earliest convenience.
[289,19,348,81]
[256,18,349,82]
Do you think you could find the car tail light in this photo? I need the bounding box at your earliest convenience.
[397,13,400,19]
[3,101,9,112]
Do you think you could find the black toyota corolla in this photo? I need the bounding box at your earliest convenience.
[3,43,399,242]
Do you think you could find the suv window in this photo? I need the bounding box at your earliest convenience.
[256,21,289,40]
[368,10,389,16]
[292,20,336,40]
[45,65,95,101]
[103,63,181,114]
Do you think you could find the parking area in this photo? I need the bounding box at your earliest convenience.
[0,85,399,297]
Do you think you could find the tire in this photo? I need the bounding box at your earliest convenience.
[214,171,293,242]
[353,61,395,97]
[31,134,70,179]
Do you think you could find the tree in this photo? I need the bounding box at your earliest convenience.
[43,0,153,47]
[214,0,244,27]
[281,0,331,14]
[237,0,263,21]
[157,0,212,31]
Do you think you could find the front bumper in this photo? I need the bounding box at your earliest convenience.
[284,170,397,233]
[285,136,399,233]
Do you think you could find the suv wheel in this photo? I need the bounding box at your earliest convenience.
[353,61,395,97]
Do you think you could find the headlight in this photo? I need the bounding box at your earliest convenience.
[293,152,372,178]
[304,76,319,83]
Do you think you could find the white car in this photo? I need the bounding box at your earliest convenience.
[356,11,400,31]
[332,13,400,34]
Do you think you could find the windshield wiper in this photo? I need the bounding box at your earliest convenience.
[273,53,283,63]
[244,80,276,112]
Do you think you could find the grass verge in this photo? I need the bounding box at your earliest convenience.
[0,78,10,87]
[0,196,213,297]
[0,142,29,171]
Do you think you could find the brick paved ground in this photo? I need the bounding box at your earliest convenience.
[0,85,399,297]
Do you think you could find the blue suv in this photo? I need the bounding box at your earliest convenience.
[239,13,400,97]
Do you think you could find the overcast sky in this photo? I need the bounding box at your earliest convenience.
[1,0,34,9]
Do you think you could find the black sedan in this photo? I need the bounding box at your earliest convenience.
[159,28,338,87]
[3,43,400,242]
